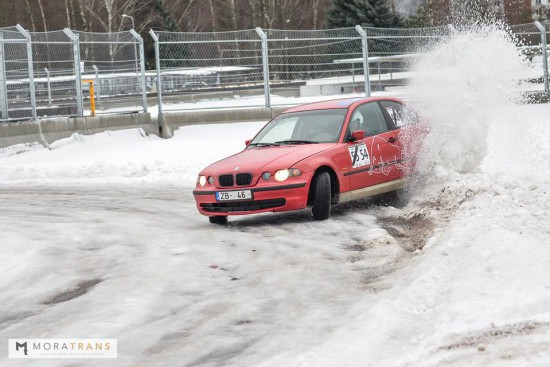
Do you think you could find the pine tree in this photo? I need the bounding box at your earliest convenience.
[155,0,178,32]
[403,2,434,28]
[326,0,400,28]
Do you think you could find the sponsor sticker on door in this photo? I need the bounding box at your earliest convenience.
[348,143,370,168]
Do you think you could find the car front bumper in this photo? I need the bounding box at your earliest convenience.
[193,181,311,217]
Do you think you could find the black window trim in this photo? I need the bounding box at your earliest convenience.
[378,100,403,131]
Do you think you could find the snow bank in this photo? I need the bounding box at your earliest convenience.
[0,122,266,186]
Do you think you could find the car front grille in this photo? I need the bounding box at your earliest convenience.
[218,174,234,187]
[201,199,286,213]
[218,173,252,187]
[235,173,252,186]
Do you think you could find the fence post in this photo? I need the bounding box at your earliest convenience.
[130,29,148,113]
[92,65,101,104]
[130,29,147,112]
[255,27,271,108]
[45,68,52,106]
[355,25,371,97]
[16,24,37,119]
[64,28,83,117]
[149,30,163,135]
[535,21,549,94]
[0,33,8,120]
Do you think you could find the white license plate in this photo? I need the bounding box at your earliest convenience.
[216,190,253,201]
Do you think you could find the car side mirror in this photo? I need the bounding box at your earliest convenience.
[348,130,365,142]
[245,139,252,147]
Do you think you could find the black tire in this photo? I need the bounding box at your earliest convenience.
[209,216,228,225]
[311,171,331,220]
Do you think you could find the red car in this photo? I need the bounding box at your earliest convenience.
[193,97,420,224]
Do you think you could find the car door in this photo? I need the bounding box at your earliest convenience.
[379,100,418,178]
[346,101,402,191]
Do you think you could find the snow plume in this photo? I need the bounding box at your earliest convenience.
[392,22,532,250]
[407,23,526,175]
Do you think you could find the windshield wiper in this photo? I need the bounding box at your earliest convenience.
[273,140,319,145]
[248,142,278,147]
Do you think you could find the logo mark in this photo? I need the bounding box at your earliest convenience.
[234,167,240,171]
[15,342,28,356]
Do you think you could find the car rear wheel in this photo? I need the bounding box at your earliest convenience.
[311,171,331,220]
[209,216,228,225]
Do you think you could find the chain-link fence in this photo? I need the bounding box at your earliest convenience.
[362,26,452,93]
[75,30,147,115]
[149,29,265,118]
[511,22,550,93]
[0,26,34,121]
[2,23,550,125]
[264,28,363,105]
[30,29,80,119]
[0,25,146,123]
[150,26,456,120]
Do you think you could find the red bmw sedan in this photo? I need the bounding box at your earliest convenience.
[193,96,420,224]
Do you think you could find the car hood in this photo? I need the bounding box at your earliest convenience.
[204,143,334,174]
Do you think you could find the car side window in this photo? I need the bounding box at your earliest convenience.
[349,102,389,137]
[379,101,404,129]
[380,101,419,129]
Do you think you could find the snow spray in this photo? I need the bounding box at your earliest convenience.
[405,19,527,175]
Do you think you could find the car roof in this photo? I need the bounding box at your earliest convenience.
[282,96,404,113]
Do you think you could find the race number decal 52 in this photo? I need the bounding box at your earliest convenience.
[348,143,370,168]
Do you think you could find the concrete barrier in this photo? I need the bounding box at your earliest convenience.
[159,107,288,138]
[0,106,292,148]
[86,113,156,135]
[0,113,155,149]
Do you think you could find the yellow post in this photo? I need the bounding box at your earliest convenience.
[81,79,96,117]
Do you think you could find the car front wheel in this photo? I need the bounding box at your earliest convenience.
[311,171,331,220]
[209,216,228,225]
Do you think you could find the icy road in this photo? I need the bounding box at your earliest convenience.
[1,26,550,366]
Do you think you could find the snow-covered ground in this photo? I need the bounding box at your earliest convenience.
[1,24,550,367]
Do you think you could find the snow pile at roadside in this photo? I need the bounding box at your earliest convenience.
[258,24,550,366]
[0,121,266,186]
[349,25,550,365]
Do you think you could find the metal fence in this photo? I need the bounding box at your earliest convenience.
[75,30,147,115]
[1,22,550,124]
[0,25,147,122]
[511,21,550,93]
[149,25,456,122]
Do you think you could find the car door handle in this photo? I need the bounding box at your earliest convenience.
[388,137,398,143]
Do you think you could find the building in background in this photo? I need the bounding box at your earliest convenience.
[426,0,550,24]
[531,0,550,22]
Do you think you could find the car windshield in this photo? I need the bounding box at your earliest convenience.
[250,109,347,146]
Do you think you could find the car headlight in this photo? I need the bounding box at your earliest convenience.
[198,175,207,187]
[274,168,301,182]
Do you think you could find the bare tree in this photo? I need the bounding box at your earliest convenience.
[25,0,37,31]
[78,0,154,33]
[34,0,48,31]
[78,0,91,31]
[228,0,239,31]
[311,0,322,29]
[64,0,72,28]
[208,0,217,31]
[259,0,302,29]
